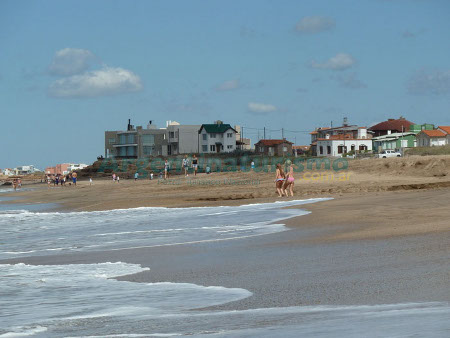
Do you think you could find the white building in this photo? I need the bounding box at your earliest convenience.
[165,121,201,155]
[14,165,40,175]
[199,122,237,154]
[438,126,450,145]
[66,164,88,172]
[2,168,15,176]
[416,130,447,147]
[316,127,373,157]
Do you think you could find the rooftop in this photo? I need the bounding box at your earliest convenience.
[438,126,450,134]
[420,130,447,137]
[255,139,294,146]
[369,117,414,132]
[199,123,236,134]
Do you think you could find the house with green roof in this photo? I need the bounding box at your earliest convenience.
[199,121,237,153]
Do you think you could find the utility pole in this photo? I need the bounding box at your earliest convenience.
[263,127,266,139]
[282,128,284,139]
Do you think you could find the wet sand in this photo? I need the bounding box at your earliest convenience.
[2,188,449,310]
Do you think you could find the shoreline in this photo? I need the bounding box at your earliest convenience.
[2,188,449,310]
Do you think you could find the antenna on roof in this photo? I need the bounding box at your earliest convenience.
[343,117,348,127]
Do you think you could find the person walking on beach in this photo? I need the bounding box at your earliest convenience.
[275,163,286,197]
[72,172,77,186]
[89,177,93,185]
[112,173,116,182]
[164,159,170,179]
[46,175,52,189]
[182,155,189,177]
[192,155,198,176]
[283,160,295,197]
[134,172,139,181]
[12,179,18,191]
[117,175,120,183]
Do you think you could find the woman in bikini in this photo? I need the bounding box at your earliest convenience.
[283,160,295,197]
[275,163,286,197]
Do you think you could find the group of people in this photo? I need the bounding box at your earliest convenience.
[46,172,77,188]
[275,161,295,197]
[11,178,22,191]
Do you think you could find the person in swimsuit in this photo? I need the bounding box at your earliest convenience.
[275,163,286,197]
[283,160,295,197]
[164,159,170,179]
[192,155,198,176]
[182,155,189,177]
[72,172,77,186]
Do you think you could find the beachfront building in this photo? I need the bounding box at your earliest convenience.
[310,118,373,156]
[166,121,201,155]
[13,165,40,175]
[45,163,86,175]
[254,139,293,156]
[416,129,447,147]
[372,132,417,152]
[2,168,15,176]
[438,126,450,144]
[316,134,373,157]
[198,121,237,154]
[235,125,252,151]
[368,117,415,137]
[105,120,202,158]
[292,145,310,156]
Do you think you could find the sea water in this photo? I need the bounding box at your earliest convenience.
[1,199,449,337]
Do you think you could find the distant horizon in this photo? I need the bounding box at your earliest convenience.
[1,0,449,169]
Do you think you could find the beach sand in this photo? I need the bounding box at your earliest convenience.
[2,156,449,310]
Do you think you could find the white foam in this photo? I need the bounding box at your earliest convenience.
[0,262,251,335]
[0,198,330,259]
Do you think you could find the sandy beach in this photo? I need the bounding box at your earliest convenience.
[1,156,450,336]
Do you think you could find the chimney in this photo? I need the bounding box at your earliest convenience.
[127,119,133,131]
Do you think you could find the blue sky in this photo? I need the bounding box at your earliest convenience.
[1,0,449,169]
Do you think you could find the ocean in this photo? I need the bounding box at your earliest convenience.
[0,197,449,337]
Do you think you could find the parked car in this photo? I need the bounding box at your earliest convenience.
[377,150,402,158]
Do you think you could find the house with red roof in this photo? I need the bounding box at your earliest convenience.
[254,139,293,156]
[438,126,450,145]
[310,118,373,157]
[368,117,415,137]
[416,129,448,147]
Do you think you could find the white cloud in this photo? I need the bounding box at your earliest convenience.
[48,48,95,76]
[407,69,450,95]
[248,102,277,114]
[215,79,240,91]
[295,16,335,34]
[48,67,143,98]
[311,53,356,71]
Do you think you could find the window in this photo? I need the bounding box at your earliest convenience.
[319,146,323,154]
[127,134,135,144]
[127,146,136,156]
[169,131,175,138]
[227,133,233,138]
[327,146,331,154]
[108,138,116,144]
[143,146,154,155]
[227,145,233,149]
[119,147,126,156]
[142,134,154,145]
[119,134,127,144]
[210,145,216,152]
[210,133,216,138]
[337,145,347,154]
[202,145,208,152]
[202,133,207,140]
[283,146,287,152]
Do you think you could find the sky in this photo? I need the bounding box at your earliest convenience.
[1,0,450,169]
